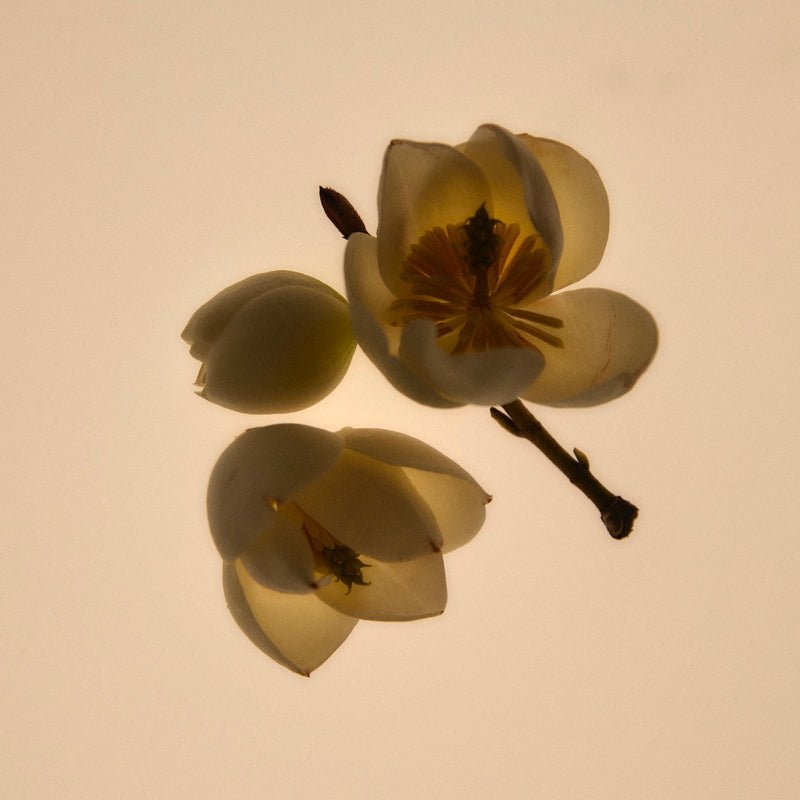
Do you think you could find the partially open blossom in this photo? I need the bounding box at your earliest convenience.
[209,424,490,675]
[183,271,356,413]
[345,124,658,407]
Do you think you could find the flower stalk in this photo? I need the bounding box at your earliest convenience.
[490,400,637,539]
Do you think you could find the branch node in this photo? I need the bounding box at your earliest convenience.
[490,406,523,436]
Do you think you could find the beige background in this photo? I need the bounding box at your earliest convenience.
[4,1,799,798]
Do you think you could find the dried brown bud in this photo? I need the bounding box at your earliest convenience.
[319,186,368,239]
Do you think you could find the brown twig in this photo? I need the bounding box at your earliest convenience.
[491,400,638,539]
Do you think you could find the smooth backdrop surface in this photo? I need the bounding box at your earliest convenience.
[3,2,799,798]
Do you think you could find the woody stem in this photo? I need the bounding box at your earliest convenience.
[490,399,638,539]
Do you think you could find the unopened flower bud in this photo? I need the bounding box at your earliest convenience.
[182,271,356,413]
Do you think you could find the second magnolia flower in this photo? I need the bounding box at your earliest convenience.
[344,124,658,408]
[210,423,491,675]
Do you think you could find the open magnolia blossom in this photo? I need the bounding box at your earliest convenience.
[209,423,490,675]
[183,271,355,413]
[344,124,658,407]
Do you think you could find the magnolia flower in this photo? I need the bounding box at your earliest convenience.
[183,271,355,413]
[209,424,490,675]
[345,124,658,407]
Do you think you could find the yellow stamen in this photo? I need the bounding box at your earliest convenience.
[386,205,563,353]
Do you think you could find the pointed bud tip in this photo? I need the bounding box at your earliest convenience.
[319,186,368,239]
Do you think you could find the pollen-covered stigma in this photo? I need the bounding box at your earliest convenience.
[386,203,564,354]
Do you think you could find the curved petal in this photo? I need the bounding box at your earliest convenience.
[224,561,358,676]
[293,449,444,561]
[315,551,446,621]
[518,135,610,290]
[182,271,347,361]
[222,563,306,674]
[378,139,492,293]
[338,428,491,552]
[344,233,460,408]
[520,288,658,407]
[460,125,563,273]
[239,513,317,594]
[200,284,355,414]
[339,427,485,486]
[207,425,344,560]
[402,468,488,553]
[399,318,545,405]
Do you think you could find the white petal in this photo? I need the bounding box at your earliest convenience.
[399,318,545,405]
[224,562,358,676]
[207,425,344,560]
[182,271,347,361]
[316,552,447,621]
[460,125,563,272]
[378,139,492,294]
[344,233,460,408]
[200,284,355,414]
[340,427,483,485]
[518,135,610,290]
[338,429,490,553]
[402,469,488,553]
[239,513,317,594]
[293,449,443,561]
[520,288,658,407]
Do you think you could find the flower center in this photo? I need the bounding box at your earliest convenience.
[317,542,371,593]
[277,501,371,593]
[386,203,564,354]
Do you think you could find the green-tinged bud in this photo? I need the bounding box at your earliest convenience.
[182,271,356,413]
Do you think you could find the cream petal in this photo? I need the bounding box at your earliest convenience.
[182,271,347,361]
[519,288,658,407]
[239,513,317,594]
[224,561,358,676]
[339,428,490,551]
[200,284,355,414]
[315,551,447,621]
[399,318,546,405]
[518,135,610,290]
[339,427,484,486]
[344,233,461,408]
[460,125,563,272]
[207,425,344,561]
[402,468,488,553]
[293,449,444,561]
[377,139,492,294]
